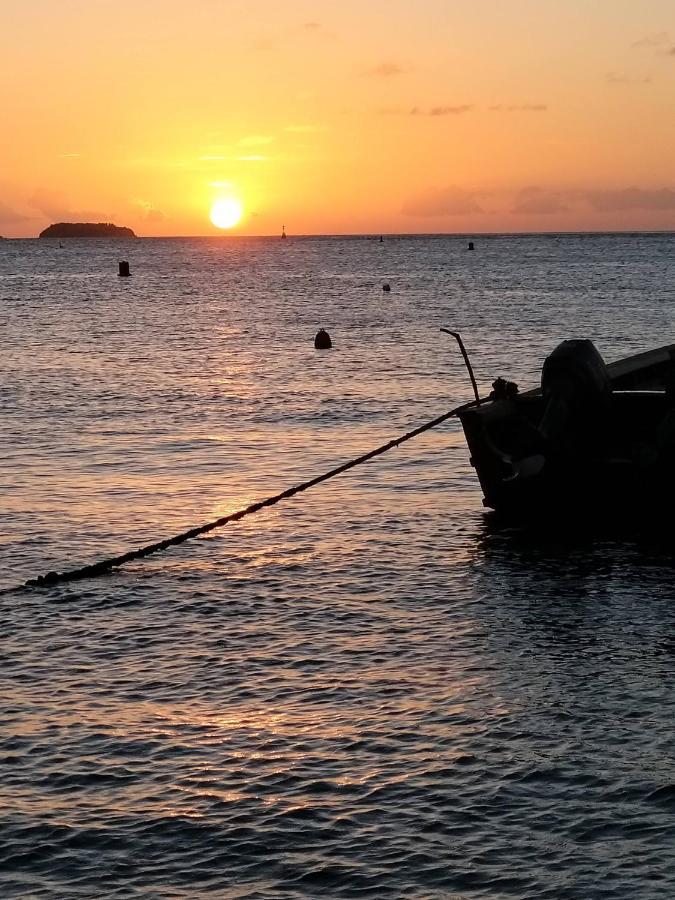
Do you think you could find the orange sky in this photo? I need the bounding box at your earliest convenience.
[1,0,674,236]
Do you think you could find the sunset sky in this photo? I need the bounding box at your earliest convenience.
[1,0,674,237]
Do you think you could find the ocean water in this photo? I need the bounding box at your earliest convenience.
[1,233,675,898]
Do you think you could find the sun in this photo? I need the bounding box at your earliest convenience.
[210,197,243,230]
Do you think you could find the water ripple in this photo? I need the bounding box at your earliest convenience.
[1,235,675,897]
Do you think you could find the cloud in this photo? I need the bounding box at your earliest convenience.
[383,103,550,116]
[489,104,548,112]
[238,135,275,146]
[632,32,669,48]
[236,155,267,162]
[365,61,411,77]
[133,199,165,222]
[28,189,109,222]
[0,201,31,224]
[511,187,568,215]
[583,187,675,212]
[605,72,652,85]
[428,104,472,116]
[403,186,483,217]
[631,32,675,56]
[378,104,472,116]
[250,35,275,52]
[59,153,81,159]
[298,21,335,41]
[510,185,675,214]
[284,124,327,133]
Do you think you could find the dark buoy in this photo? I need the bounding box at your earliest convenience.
[382,283,391,292]
[118,260,131,277]
[281,225,287,240]
[468,241,475,251]
[314,328,332,350]
[379,235,384,243]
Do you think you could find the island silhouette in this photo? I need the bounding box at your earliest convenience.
[39,222,136,238]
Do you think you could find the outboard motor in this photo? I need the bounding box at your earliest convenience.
[539,340,612,455]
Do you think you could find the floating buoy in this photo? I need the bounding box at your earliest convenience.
[379,236,384,243]
[118,260,131,277]
[468,241,475,251]
[382,283,391,292]
[314,329,332,350]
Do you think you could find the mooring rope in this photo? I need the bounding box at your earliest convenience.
[2,401,472,594]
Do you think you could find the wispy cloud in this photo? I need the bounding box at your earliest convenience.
[58,153,81,159]
[365,61,411,77]
[0,201,31,224]
[238,135,275,147]
[605,72,652,85]
[28,189,109,222]
[584,187,675,212]
[632,32,675,56]
[381,103,545,116]
[403,186,483,217]
[428,104,472,116]
[299,21,334,39]
[489,104,548,112]
[632,32,669,48]
[284,124,327,134]
[134,199,166,222]
[249,34,275,52]
[236,155,268,162]
[510,186,675,214]
[378,104,472,116]
[511,187,568,215]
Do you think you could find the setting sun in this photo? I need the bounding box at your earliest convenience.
[210,198,243,230]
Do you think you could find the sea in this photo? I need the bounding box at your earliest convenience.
[1,233,675,899]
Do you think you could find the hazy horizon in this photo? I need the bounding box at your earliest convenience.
[5,227,675,241]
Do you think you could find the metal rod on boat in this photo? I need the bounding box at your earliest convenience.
[441,328,481,405]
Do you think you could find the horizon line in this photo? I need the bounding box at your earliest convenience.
[5,228,675,241]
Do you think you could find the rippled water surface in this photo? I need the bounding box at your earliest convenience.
[2,234,675,898]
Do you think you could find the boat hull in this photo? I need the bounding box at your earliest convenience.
[458,343,675,519]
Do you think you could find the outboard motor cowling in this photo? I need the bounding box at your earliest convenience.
[539,340,612,454]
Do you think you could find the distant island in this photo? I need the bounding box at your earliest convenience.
[39,222,136,238]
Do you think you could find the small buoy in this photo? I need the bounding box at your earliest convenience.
[468,241,475,251]
[379,236,384,243]
[281,225,287,240]
[382,283,391,292]
[314,329,332,350]
[118,260,131,277]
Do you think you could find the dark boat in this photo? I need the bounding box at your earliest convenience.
[457,340,675,518]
